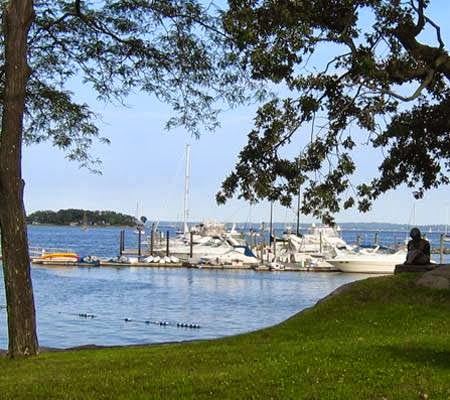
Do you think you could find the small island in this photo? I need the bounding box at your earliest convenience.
[27,209,138,227]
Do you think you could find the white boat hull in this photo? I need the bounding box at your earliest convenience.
[329,260,395,274]
[328,255,405,274]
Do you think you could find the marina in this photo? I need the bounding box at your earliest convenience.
[1,224,448,349]
[24,223,450,271]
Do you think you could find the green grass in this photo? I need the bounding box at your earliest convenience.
[1,273,450,399]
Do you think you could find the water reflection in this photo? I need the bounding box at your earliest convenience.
[0,265,367,349]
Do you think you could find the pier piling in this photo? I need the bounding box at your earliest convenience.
[119,230,125,255]
[150,223,155,256]
[138,229,142,257]
[166,230,170,256]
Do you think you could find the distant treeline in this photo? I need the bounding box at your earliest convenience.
[27,209,137,226]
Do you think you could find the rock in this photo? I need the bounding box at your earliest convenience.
[394,264,435,274]
[416,265,450,290]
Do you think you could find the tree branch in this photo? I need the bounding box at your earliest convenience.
[410,0,445,49]
[395,26,450,80]
[371,67,435,102]
[411,0,425,36]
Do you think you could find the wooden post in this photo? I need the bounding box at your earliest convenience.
[166,230,170,256]
[374,232,379,246]
[189,231,194,258]
[440,233,444,264]
[269,201,274,246]
[138,229,142,257]
[273,236,277,261]
[119,230,124,255]
[150,223,155,256]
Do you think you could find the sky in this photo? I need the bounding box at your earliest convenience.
[22,1,450,226]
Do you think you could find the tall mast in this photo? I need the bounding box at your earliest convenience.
[183,144,191,234]
[269,200,274,245]
[296,187,301,236]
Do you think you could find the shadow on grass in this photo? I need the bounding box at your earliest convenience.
[377,344,450,370]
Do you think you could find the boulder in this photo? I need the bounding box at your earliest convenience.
[394,264,435,274]
[416,265,450,290]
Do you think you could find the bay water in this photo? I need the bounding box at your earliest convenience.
[0,224,447,349]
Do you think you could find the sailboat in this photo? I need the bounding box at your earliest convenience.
[149,145,258,265]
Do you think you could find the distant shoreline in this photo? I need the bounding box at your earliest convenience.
[27,223,134,228]
[25,222,448,232]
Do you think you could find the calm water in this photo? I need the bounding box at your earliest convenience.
[0,224,447,349]
[0,266,365,349]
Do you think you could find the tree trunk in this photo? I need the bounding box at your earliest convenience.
[0,0,38,357]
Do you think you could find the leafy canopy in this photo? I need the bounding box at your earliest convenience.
[217,0,450,224]
[1,0,260,171]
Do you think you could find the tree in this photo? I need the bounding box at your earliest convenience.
[0,0,37,358]
[0,0,257,357]
[217,0,450,224]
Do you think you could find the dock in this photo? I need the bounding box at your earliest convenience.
[31,259,99,267]
[30,258,338,272]
[99,261,186,268]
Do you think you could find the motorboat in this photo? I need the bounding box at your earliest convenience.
[198,247,259,266]
[178,237,257,263]
[326,247,407,274]
[284,224,349,256]
[260,224,350,267]
[30,247,80,264]
[149,220,248,262]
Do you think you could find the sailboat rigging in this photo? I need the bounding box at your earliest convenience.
[182,144,191,235]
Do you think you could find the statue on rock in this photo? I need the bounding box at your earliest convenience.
[405,228,431,265]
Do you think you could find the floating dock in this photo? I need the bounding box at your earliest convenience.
[99,261,186,268]
[31,259,99,267]
[30,258,340,271]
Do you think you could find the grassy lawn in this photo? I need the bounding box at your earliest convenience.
[1,273,449,399]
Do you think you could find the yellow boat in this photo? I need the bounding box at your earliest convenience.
[31,251,80,264]
[40,252,79,262]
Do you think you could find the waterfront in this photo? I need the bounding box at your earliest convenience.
[26,224,450,258]
[0,224,448,349]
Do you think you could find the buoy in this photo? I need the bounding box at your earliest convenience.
[78,313,95,319]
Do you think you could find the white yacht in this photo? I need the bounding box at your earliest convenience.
[151,222,257,264]
[268,224,350,264]
[284,224,349,256]
[326,247,407,274]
